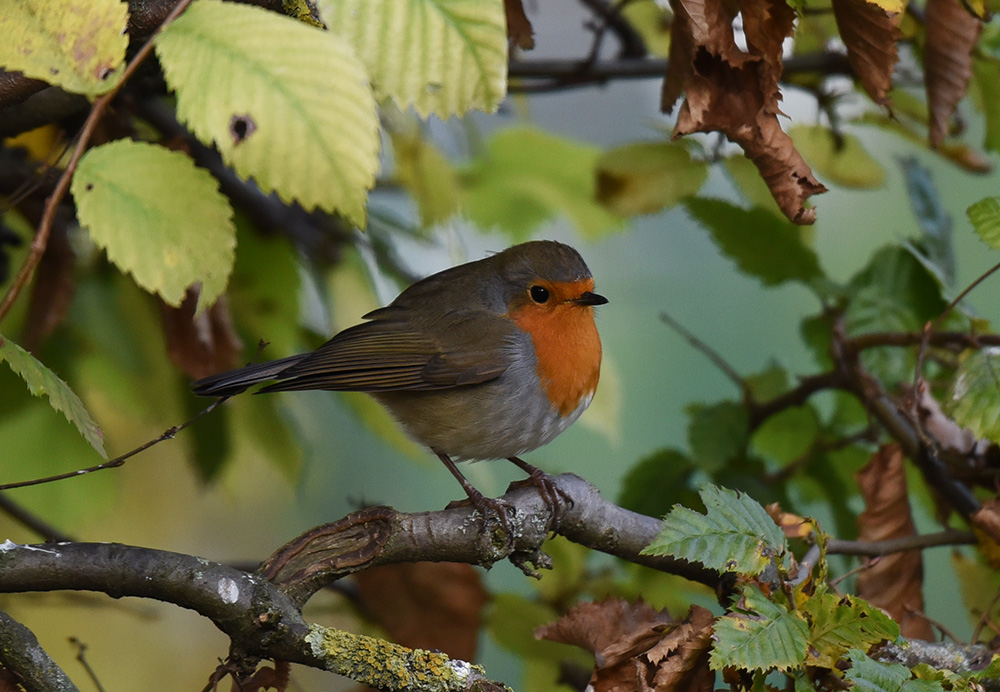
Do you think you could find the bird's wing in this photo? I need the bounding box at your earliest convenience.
[258,309,515,393]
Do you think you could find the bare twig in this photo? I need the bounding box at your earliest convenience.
[0,493,72,543]
[68,638,106,692]
[827,529,975,556]
[0,397,227,491]
[659,311,748,396]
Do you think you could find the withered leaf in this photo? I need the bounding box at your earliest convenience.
[831,0,902,106]
[665,0,826,224]
[925,0,982,147]
[971,498,1000,546]
[856,444,933,639]
[537,600,715,692]
[354,562,487,662]
[505,0,535,50]
[159,290,242,380]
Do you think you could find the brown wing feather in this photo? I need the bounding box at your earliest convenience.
[259,311,514,393]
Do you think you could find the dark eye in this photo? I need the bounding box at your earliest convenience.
[529,285,550,304]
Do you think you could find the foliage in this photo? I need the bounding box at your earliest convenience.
[3,0,1000,691]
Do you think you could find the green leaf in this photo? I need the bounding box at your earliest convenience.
[155,0,379,226]
[899,157,955,287]
[751,404,820,466]
[620,0,672,57]
[745,363,789,401]
[687,401,749,472]
[803,591,899,669]
[0,332,106,458]
[642,485,787,576]
[316,0,507,118]
[391,130,461,226]
[968,197,1000,251]
[487,593,589,663]
[684,198,823,287]
[972,57,1000,153]
[0,0,127,95]
[596,141,707,215]
[790,125,885,189]
[71,139,236,310]
[846,650,913,692]
[617,448,699,518]
[711,586,809,671]
[952,552,1000,639]
[949,348,1000,445]
[459,126,625,240]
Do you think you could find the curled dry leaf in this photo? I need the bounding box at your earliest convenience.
[536,599,714,692]
[925,0,982,147]
[504,0,535,50]
[766,502,815,540]
[831,0,902,106]
[159,289,242,380]
[664,0,826,224]
[856,444,934,639]
[354,562,488,662]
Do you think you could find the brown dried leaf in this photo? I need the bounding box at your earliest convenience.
[925,0,982,147]
[644,605,715,692]
[665,0,826,224]
[831,0,902,106]
[971,498,1000,547]
[766,502,814,540]
[354,562,488,662]
[159,289,242,380]
[505,0,535,50]
[856,444,934,639]
[537,600,714,692]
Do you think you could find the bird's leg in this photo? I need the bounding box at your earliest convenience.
[506,456,573,528]
[435,451,514,539]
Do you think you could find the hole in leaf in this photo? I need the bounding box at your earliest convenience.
[229,115,257,145]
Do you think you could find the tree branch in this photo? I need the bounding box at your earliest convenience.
[0,609,79,692]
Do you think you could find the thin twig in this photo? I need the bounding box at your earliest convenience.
[659,311,748,396]
[826,529,975,556]
[69,638,107,692]
[0,397,227,491]
[0,492,73,542]
[972,583,1000,643]
[0,0,194,324]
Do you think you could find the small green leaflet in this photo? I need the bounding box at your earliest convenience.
[596,141,708,215]
[803,591,899,669]
[846,650,945,692]
[155,0,380,226]
[683,198,823,287]
[948,348,1000,445]
[71,139,236,311]
[316,0,508,118]
[459,126,624,240]
[790,125,885,189]
[641,485,787,576]
[0,0,128,96]
[0,333,107,458]
[710,586,809,671]
[968,197,1000,250]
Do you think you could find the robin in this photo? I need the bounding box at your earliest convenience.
[193,240,607,530]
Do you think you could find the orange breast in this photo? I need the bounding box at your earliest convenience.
[510,280,603,417]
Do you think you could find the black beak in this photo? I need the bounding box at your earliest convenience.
[575,291,608,306]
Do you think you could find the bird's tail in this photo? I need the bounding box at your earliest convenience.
[191,355,308,397]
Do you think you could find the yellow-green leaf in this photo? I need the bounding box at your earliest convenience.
[391,130,461,226]
[155,0,379,226]
[621,0,671,57]
[0,332,107,458]
[0,0,128,95]
[790,125,886,189]
[71,139,235,310]
[597,141,707,215]
[316,0,508,118]
[459,126,624,240]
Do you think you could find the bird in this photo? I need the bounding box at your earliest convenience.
[192,240,607,531]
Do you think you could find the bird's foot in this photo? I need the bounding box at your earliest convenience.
[506,458,573,530]
[445,490,515,548]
